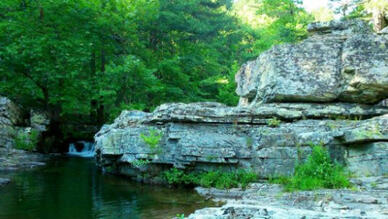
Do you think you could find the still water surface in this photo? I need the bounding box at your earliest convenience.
[0,157,214,219]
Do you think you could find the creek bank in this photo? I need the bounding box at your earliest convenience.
[0,96,50,170]
[188,176,388,218]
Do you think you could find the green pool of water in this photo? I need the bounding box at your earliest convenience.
[0,157,214,219]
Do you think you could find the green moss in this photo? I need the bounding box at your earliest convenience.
[162,168,257,189]
[131,159,150,168]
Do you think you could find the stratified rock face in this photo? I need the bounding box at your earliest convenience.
[189,178,388,218]
[235,19,388,105]
[95,102,388,180]
[95,20,388,182]
[0,97,49,171]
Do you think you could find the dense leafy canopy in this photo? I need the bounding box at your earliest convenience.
[0,0,344,128]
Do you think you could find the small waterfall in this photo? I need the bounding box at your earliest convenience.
[67,141,95,158]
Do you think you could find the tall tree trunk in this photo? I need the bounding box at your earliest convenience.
[90,51,97,122]
[97,48,106,124]
[372,9,387,32]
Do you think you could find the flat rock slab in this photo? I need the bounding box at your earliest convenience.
[189,178,388,219]
[0,148,47,171]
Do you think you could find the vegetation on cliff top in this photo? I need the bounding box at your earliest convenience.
[14,129,39,152]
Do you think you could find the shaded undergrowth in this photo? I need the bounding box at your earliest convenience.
[162,168,257,189]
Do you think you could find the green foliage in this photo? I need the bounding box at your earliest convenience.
[310,7,335,22]
[0,0,314,141]
[267,117,281,127]
[272,145,350,191]
[162,168,257,189]
[131,159,151,168]
[176,214,185,219]
[14,129,39,152]
[140,129,162,153]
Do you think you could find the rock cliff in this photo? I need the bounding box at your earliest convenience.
[95,20,388,182]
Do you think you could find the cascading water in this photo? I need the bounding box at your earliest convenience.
[67,141,95,158]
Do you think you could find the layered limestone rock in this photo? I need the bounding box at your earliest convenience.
[95,102,388,180]
[188,178,388,218]
[236,19,388,105]
[0,96,48,170]
[95,20,388,182]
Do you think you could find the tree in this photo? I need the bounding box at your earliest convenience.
[329,0,388,31]
[329,0,361,17]
[311,7,335,22]
[364,0,388,31]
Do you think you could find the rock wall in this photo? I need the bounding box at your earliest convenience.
[0,96,49,170]
[0,97,22,148]
[95,20,388,182]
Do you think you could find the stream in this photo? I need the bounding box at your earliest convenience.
[0,144,214,219]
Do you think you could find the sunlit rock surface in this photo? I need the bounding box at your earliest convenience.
[188,178,388,218]
[236,19,388,105]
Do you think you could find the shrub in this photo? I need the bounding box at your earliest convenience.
[14,129,39,152]
[140,128,162,153]
[131,159,150,168]
[274,145,350,191]
[162,168,257,189]
[267,117,281,127]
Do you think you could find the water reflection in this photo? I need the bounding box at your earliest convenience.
[0,157,214,219]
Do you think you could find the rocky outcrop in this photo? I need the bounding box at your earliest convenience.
[236,19,388,105]
[0,97,22,149]
[189,177,388,218]
[0,96,49,170]
[95,20,388,182]
[95,102,388,180]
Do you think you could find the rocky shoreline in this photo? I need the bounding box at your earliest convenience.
[188,176,388,218]
[0,96,51,186]
[0,148,47,171]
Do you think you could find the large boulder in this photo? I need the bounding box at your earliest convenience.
[236,19,388,106]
